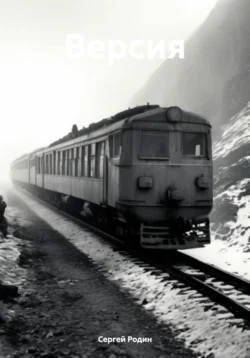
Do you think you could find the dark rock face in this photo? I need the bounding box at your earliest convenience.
[132,0,250,130]
[221,71,250,122]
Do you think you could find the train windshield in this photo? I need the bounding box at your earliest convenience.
[139,131,169,159]
[182,132,207,157]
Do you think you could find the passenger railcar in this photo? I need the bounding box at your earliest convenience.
[11,105,213,249]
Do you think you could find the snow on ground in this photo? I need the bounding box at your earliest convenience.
[12,186,250,358]
[0,235,26,288]
[185,239,250,280]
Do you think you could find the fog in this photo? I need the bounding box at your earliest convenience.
[0,0,217,179]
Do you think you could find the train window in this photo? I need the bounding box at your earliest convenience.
[59,151,63,175]
[74,147,78,177]
[57,151,61,175]
[66,150,69,175]
[62,151,66,175]
[65,150,69,175]
[70,148,74,176]
[96,142,104,178]
[48,155,50,174]
[109,132,121,158]
[90,143,96,177]
[39,157,41,173]
[81,146,85,176]
[114,133,121,157]
[76,147,81,177]
[139,131,169,159]
[47,155,49,174]
[49,154,52,174]
[109,136,113,157]
[85,146,89,177]
[68,149,71,176]
[53,151,56,174]
[45,154,49,174]
[30,158,35,167]
[182,132,206,157]
[45,155,49,174]
[37,157,40,173]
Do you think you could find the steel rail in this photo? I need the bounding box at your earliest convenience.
[176,251,250,293]
[142,254,250,321]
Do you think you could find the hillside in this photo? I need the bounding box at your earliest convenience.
[210,102,250,250]
[132,0,250,131]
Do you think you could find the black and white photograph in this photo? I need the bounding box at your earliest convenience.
[0,0,250,357]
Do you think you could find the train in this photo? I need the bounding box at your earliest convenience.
[11,104,213,249]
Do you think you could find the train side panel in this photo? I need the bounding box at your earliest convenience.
[42,175,103,205]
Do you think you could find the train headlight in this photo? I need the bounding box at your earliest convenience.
[171,189,184,201]
[195,174,208,190]
[138,176,153,189]
[166,106,183,122]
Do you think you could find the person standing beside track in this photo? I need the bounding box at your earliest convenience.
[0,195,8,237]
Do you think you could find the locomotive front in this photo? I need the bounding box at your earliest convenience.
[117,106,213,249]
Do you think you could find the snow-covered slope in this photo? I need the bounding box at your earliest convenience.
[211,103,250,250]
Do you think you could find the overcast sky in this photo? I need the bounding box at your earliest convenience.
[0,0,217,177]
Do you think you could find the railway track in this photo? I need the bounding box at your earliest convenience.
[145,252,250,321]
[16,187,250,323]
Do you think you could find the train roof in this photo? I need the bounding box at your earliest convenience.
[12,147,45,164]
[127,107,211,126]
[48,104,160,148]
[12,104,211,162]
[48,105,210,148]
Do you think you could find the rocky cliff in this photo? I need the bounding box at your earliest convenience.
[210,103,250,250]
[132,0,250,131]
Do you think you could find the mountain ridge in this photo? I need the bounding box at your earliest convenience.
[131,0,250,131]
